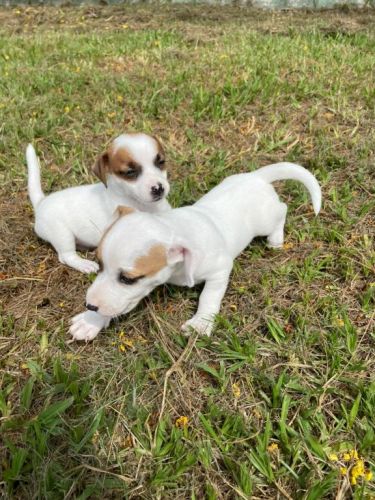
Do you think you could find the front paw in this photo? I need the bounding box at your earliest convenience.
[181,315,214,336]
[69,311,103,341]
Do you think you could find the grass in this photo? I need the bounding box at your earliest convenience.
[0,4,374,498]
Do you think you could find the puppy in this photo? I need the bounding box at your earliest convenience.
[26,133,171,273]
[69,162,321,340]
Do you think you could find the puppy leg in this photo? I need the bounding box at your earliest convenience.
[46,225,99,274]
[181,269,231,337]
[69,311,111,341]
[267,203,287,249]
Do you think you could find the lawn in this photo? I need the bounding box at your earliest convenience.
[0,4,374,498]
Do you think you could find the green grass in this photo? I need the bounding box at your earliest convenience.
[0,5,374,499]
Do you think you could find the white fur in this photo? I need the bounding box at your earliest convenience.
[69,162,321,341]
[26,133,171,273]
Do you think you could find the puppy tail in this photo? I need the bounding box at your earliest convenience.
[253,162,322,215]
[26,144,45,209]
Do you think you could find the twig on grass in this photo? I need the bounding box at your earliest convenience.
[152,330,199,449]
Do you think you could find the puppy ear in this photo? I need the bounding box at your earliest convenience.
[167,244,200,288]
[114,205,135,218]
[93,151,110,186]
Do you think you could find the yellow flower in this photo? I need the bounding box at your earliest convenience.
[328,453,338,462]
[340,467,348,475]
[365,471,373,481]
[122,24,129,29]
[352,459,365,475]
[283,242,294,250]
[335,318,345,328]
[175,416,188,428]
[268,443,279,453]
[232,383,241,399]
[64,106,70,113]
[350,459,366,486]
[20,363,28,370]
[123,339,134,348]
[92,430,99,444]
[343,453,351,461]
[59,302,65,308]
[119,331,125,338]
[350,449,359,460]
[119,344,126,352]
[117,95,124,103]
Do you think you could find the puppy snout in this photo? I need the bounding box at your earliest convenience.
[86,303,98,312]
[151,182,165,199]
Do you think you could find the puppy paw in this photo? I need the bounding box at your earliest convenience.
[181,315,214,336]
[59,253,99,274]
[73,259,99,274]
[69,311,103,341]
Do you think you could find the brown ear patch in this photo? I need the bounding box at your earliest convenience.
[152,136,166,170]
[131,244,167,278]
[93,146,142,184]
[92,152,110,186]
[153,136,165,157]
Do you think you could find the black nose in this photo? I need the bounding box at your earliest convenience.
[151,183,164,198]
[86,303,98,312]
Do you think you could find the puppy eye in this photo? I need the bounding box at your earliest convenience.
[120,169,139,179]
[154,154,165,169]
[118,272,143,285]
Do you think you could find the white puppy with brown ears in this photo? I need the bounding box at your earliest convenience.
[69,162,321,341]
[26,133,171,273]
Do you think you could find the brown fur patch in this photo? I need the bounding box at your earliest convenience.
[152,136,166,170]
[92,146,142,184]
[92,152,110,185]
[115,205,135,217]
[130,244,167,278]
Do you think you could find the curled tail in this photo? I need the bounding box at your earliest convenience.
[253,162,321,215]
[26,144,45,210]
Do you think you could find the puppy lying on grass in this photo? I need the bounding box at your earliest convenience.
[26,133,170,273]
[69,162,321,341]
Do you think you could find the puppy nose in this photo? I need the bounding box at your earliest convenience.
[86,303,98,312]
[151,183,164,198]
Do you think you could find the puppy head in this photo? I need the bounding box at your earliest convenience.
[93,133,169,205]
[86,208,197,318]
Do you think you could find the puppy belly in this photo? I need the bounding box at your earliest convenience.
[34,218,101,251]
